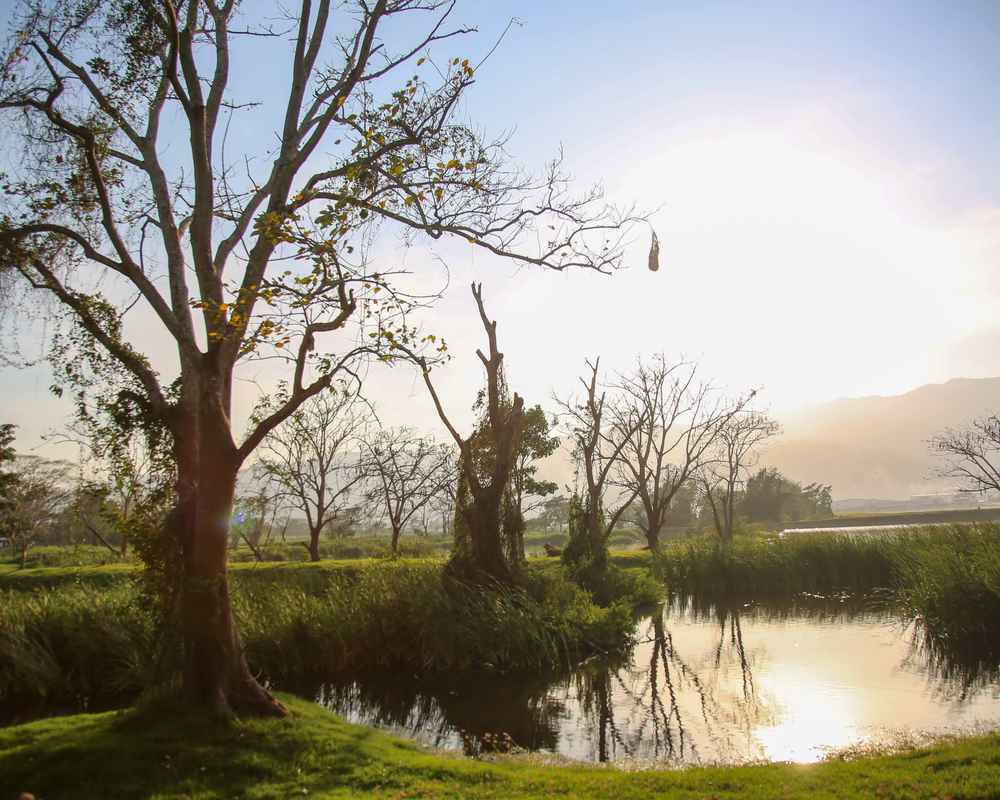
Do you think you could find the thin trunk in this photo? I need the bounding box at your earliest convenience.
[308,524,321,562]
[390,523,401,555]
[705,486,725,542]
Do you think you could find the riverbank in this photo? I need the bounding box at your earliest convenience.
[2,693,998,799]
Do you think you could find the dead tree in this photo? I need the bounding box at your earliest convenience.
[255,389,369,562]
[699,409,779,542]
[408,283,525,584]
[362,427,453,554]
[612,355,751,549]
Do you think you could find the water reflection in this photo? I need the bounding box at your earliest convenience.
[310,596,1000,765]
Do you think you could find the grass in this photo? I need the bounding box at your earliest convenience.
[2,693,999,799]
[0,557,656,719]
[653,530,898,596]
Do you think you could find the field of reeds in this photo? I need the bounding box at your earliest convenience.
[0,559,658,720]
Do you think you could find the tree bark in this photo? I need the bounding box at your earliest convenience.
[456,493,515,584]
[173,398,286,717]
[307,526,322,562]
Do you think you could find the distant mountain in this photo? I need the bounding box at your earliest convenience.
[762,377,1000,502]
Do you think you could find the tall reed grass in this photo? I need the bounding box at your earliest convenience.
[0,562,635,719]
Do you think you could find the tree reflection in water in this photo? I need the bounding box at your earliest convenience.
[576,601,773,763]
[309,595,1000,764]
[314,672,567,755]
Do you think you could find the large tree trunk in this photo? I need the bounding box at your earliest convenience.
[174,398,285,718]
[644,526,661,551]
[390,524,402,555]
[454,493,515,584]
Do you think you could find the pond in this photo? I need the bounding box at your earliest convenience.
[309,596,1000,766]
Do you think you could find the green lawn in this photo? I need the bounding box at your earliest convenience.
[2,694,998,799]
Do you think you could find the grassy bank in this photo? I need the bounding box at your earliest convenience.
[655,524,1000,660]
[0,559,658,718]
[2,694,999,799]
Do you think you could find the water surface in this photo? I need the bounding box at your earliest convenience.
[313,596,1000,765]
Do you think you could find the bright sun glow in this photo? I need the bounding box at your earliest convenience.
[753,665,863,762]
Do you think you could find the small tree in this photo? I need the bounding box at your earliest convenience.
[699,410,780,542]
[511,405,559,522]
[363,427,453,554]
[408,283,525,584]
[254,387,369,562]
[931,415,1000,496]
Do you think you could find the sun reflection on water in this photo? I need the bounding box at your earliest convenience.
[753,666,863,762]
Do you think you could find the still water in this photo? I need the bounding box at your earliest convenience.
[312,596,1000,765]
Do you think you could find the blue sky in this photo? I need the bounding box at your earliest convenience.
[3,0,999,454]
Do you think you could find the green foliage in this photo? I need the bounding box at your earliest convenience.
[513,405,560,512]
[562,492,608,574]
[655,531,896,596]
[2,694,1000,799]
[0,559,642,715]
[738,467,833,523]
[891,525,1000,663]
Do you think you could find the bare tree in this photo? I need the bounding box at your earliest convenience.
[0,0,640,714]
[3,455,74,567]
[554,358,639,568]
[931,415,1000,496]
[699,409,780,542]
[612,355,750,549]
[362,427,452,554]
[406,283,525,583]
[254,388,369,562]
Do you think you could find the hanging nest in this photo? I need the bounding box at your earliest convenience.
[648,229,660,272]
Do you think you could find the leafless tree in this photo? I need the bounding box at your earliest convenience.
[254,388,369,562]
[612,355,751,549]
[362,427,452,554]
[930,415,1000,496]
[0,0,641,714]
[554,358,639,566]
[406,283,525,583]
[699,410,780,542]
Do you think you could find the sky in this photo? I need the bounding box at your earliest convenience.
[2,0,1000,457]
